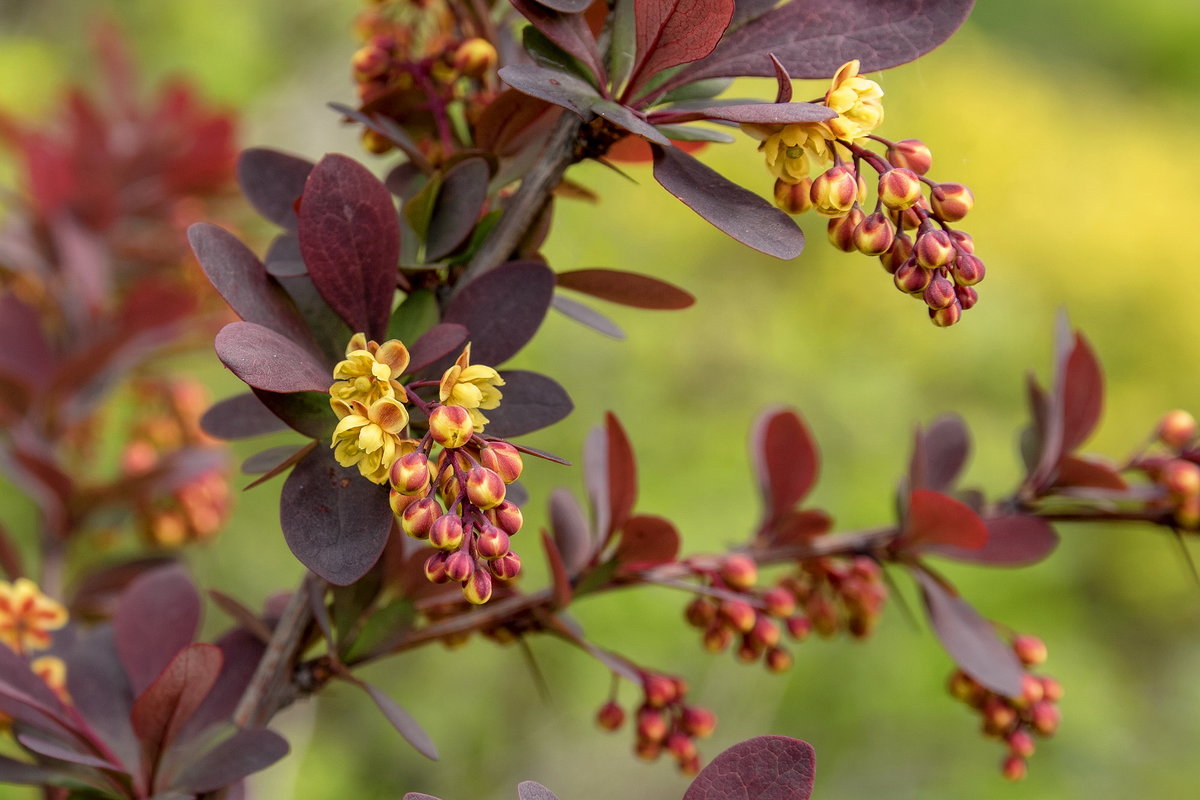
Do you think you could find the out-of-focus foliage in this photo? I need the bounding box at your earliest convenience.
[1,2,1198,799]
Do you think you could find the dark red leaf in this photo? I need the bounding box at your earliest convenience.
[605,413,638,533]
[214,321,331,394]
[532,0,591,12]
[542,530,574,608]
[236,147,313,230]
[651,145,804,259]
[280,446,393,586]
[0,643,71,735]
[69,556,176,620]
[426,157,492,261]
[661,0,975,95]
[497,64,603,117]
[927,515,1059,567]
[63,627,138,770]
[130,643,223,770]
[683,735,816,800]
[517,781,562,800]
[551,294,625,339]
[173,728,289,794]
[443,261,556,366]
[556,268,694,309]
[762,508,833,548]
[475,91,561,159]
[0,754,56,786]
[1061,333,1103,454]
[584,424,612,538]
[613,514,680,573]
[751,408,819,519]
[188,223,314,346]
[252,390,336,440]
[591,100,671,145]
[297,154,400,341]
[653,102,834,125]
[356,680,439,761]
[0,293,55,391]
[511,0,605,81]
[201,392,290,440]
[897,489,988,551]
[1052,455,1127,491]
[115,565,201,695]
[480,371,574,438]
[910,414,970,493]
[628,0,735,98]
[182,629,268,736]
[407,324,470,374]
[16,731,120,771]
[550,487,595,576]
[911,567,1024,697]
[770,54,793,103]
[243,443,316,489]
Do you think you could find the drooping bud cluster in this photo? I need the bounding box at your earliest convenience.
[595,672,717,776]
[1130,409,1199,530]
[743,60,985,326]
[120,378,231,547]
[946,633,1063,781]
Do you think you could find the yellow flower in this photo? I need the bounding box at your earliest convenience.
[822,60,884,142]
[0,579,67,654]
[31,655,69,703]
[331,396,412,484]
[330,333,410,408]
[439,344,504,432]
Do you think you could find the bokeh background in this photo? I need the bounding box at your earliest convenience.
[2,0,1200,797]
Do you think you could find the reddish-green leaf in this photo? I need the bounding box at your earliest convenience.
[237,148,313,230]
[472,370,573,438]
[280,446,393,586]
[115,565,201,695]
[683,735,816,800]
[628,0,734,98]
[130,643,223,770]
[511,0,604,81]
[909,414,970,492]
[752,408,819,519]
[651,145,804,259]
[928,515,1059,567]
[297,154,399,341]
[556,268,694,309]
[613,514,680,573]
[16,731,120,771]
[173,728,289,794]
[443,261,556,366]
[214,321,331,394]
[1052,454,1127,491]
[763,508,833,548]
[475,91,561,159]
[897,489,988,551]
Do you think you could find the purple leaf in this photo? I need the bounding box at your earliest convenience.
[550,487,595,576]
[407,324,470,374]
[264,233,307,277]
[201,392,290,440]
[911,567,1024,697]
[584,424,612,539]
[511,0,605,81]
[557,269,696,310]
[542,531,574,608]
[661,0,976,95]
[896,489,987,551]
[732,0,778,28]
[683,735,816,800]
[551,294,626,339]
[357,681,439,761]
[237,148,314,230]
[243,444,313,484]
[443,261,556,366]
[280,446,393,586]
[1061,332,1103,454]
[182,630,268,736]
[910,414,970,493]
[652,102,834,125]
[214,321,331,395]
[252,390,336,440]
[16,731,120,770]
[517,781,562,800]
[613,514,680,573]
[652,145,804,259]
[0,293,55,391]
[426,157,491,261]
[628,0,735,98]
[592,100,671,145]
[297,154,400,341]
[188,223,314,346]
[64,626,138,770]
[751,408,819,521]
[130,643,223,772]
[480,371,573,438]
[531,0,591,12]
[497,64,602,117]
[403,794,443,800]
[173,728,289,794]
[1052,455,1127,491]
[0,644,71,736]
[605,413,638,534]
[115,565,201,695]
[928,515,1059,567]
[0,754,56,786]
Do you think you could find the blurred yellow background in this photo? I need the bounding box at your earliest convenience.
[1,0,1199,798]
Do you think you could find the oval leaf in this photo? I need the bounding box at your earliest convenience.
[115,565,201,696]
[655,102,835,125]
[131,643,223,765]
[237,148,314,229]
[511,0,605,81]
[358,681,439,761]
[407,323,470,374]
[927,515,1060,567]
[174,728,289,794]
[550,487,595,577]
[280,446,393,586]
[613,514,680,573]
[201,392,290,440]
[551,294,626,339]
[518,781,562,800]
[252,390,336,440]
[897,489,988,552]
[683,735,816,800]
[556,268,694,310]
[652,145,804,259]
[605,413,638,534]
[910,414,970,493]
[443,261,556,366]
[1061,332,1103,454]
[628,0,735,97]
[426,157,491,261]
[480,371,573,438]
[215,321,331,394]
[752,408,819,519]
[497,64,603,117]
[297,154,400,341]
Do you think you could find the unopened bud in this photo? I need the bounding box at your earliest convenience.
[955,285,979,310]
[1177,494,1200,530]
[894,259,932,294]
[949,229,975,253]
[879,233,913,274]
[636,706,669,743]
[810,165,860,217]
[491,500,524,535]
[596,701,625,731]
[680,706,716,738]
[762,586,796,618]
[702,623,733,653]
[1039,675,1063,703]
[1159,410,1197,449]
[923,276,957,310]
[466,467,506,509]
[892,195,931,230]
[947,669,981,703]
[854,211,896,256]
[878,168,923,210]
[424,551,450,583]
[915,229,955,268]
[930,182,974,222]
[750,616,781,649]
[479,441,523,483]
[634,739,663,761]
[1001,755,1028,782]
[774,177,813,215]
[429,404,474,448]
[463,568,493,604]
[428,513,465,550]
[827,208,865,252]
[1029,701,1061,736]
[361,128,394,155]
[1017,673,1045,708]
[390,451,431,495]
[982,697,1018,736]
[1007,728,1036,758]
[929,302,963,327]
[1163,459,1200,497]
[951,253,986,286]
[718,554,758,590]
[735,636,762,663]
[477,524,510,559]
[490,551,522,580]
[764,646,793,673]
[401,496,442,538]
[720,599,757,633]
[452,37,497,78]
[1012,634,1048,666]
[665,731,697,762]
[785,615,812,641]
[887,138,932,175]
[643,674,677,708]
[352,45,391,80]
[444,550,475,583]
[685,597,716,627]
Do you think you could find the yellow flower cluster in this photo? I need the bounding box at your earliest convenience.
[438,343,505,432]
[330,334,415,484]
[0,578,67,654]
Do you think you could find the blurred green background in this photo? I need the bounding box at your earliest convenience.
[2,0,1200,798]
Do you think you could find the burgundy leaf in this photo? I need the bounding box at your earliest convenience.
[237,148,314,230]
[214,321,331,395]
[510,0,605,80]
[297,154,400,341]
[551,294,626,339]
[911,567,1024,697]
[480,371,574,438]
[188,223,314,346]
[652,145,804,259]
[201,392,290,440]
[475,90,561,159]
[732,0,779,28]
[426,157,492,261]
[16,731,120,770]
[0,643,71,734]
[64,627,138,770]
[613,514,680,573]
[763,508,833,548]
[661,0,975,95]
[115,565,201,695]
[130,643,223,771]
[532,0,591,12]
[183,629,268,736]
[1052,455,1127,491]
[252,390,336,440]
[407,324,470,374]
[927,515,1059,567]
[910,414,970,493]
[403,794,443,800]
[542,530,574,608]
[653,102,834,126]
[443,261,555,366]
[605,413,638,534]
[69,556,176,620]
[497,64,603,117]
[207,592,273,643]
[592,100,671,145]
[357,681,439,761]
[517,781,562,800]
[173,728,289,794]
[243,443,316,489]
[0,754,56,786]
[264,232,306,277]
[752,408,819,520]
[897,489,987,551]
[280,446,393,586]
[0,293,55,391]
[556,268,694,309]
[1061,333,1103,454]
[770,54,793,103]
[550,487,595,577]
[683,735,816,800]
[628,0,735,98]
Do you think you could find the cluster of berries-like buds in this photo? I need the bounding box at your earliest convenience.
[946,633,1063,781]
[595,672,716,775]
[1131,410,1199,530]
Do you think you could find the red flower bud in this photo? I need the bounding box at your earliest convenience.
[952,253,986,286]
[636,706,669,743]
[490,500,524,535]
[401,497,442,538]
[718,554,758,590]
[827,207,865,252]
[774,177,813,215]
[949,229,975,253]
[1158,410,1197,450]
[428,513,465,550]
[720,599,757,633]
[762,586,797,618]
[463,568,493,604]
[1012,634,1048,666]
[750,616,781,649]
[1001,755,1027,782]
[785,615,812,641]
[466,467,506,510]
[596,701,625,731]
[879,233,913,274]
[476,524,510,559]
[764,646,793,673]
[854,211,896,256]
[930,182,974,222]
[423,551,450,583]
[810,165,861,217]
[1007,728,1037,759]
[955,285,979,310]
[929,302,963,327]
[680,706,716,738]
[390,451,431,495]
[643,674,678,708]
[915,229,955,268]
[1029,701,1061,736]
[685,597,716,627]
[923,276,957,310]
[452,37,497,78]
[894,259,932,294]
[429,404,474,448]
[887,138,932,175]
[444,550,475,583]
[479,441,523,484]
[702,623,733,653]
[352,45,391,80]
[665,731,697,762]
[878,168,923,210]
[489,551,522,581]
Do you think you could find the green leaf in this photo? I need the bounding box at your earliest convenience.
[607,0,637,96]
[387,290,442,348]
[656,78,734,106]
[403,174,442,245]
[653,124,736,143]
[344,597,418,662]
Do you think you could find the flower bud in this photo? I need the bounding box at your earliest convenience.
[930,182,974,222]
[596,701,625,731]
[720,599,757,633]
[1012,634,1048,666]
[444,550,475,583]
[718,554,758,590]
[643,674,678,707]
[352,44,391,80]
[666,731,697,762]
[853,211,895,256]
[762,586,796,618]
[929,302,962,327]
[879,233,913,274]
[952,253,986,286]
[774,177,813,215]
[947,669,981,703]
[636,706,669,743]
[806,594,839,637]
[827,207,865,252]
[490,551,522,580]
[389,489,418,518]
[923,276,957,310]
[892,195,930,230]
[955,285,979,310]
[886,138,932,175]
[634,739,663,761]
[479,441,523,483]
[452,37,497,78]
[735,637,762,663]
[1001,755,1027,782]
[1029,701,1061,736]
[764,646,793,673]
[810,165,860,217]
[1018,673,1045,707]
[390,451,431,495]
[915,229,955,268]
[465,467,506,510]
[1159,410,1197,449]
[428,513,465,550]
[1039,675,1063,703]
[750,616,781,649]
[476,524,510,559]
[677,706,715,739]
[1163,459,1200,497]
[1007,729,1037,759]
[894,259,932,294]
[424,551,451,583]
[401,496,442,538]
[878,168,923,210]
[463,568,493,604]
[982,697,1018,736]
[361,128,394,155]
[702,623,733,653]
[949,229,975,253]
[491,500,524,535]
[1177,494,1200,530]
[785,615,812,641]
[685,597,716,627]
[429,404,474,448]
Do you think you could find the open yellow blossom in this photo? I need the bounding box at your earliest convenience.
[439,344,504,432]
[823,59,884,142]
[745,122,833,184]
[330,333,410,408]
[0,579,67,654]
[331,396,411,484]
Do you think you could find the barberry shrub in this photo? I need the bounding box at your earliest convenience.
[1,1,1199,799]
